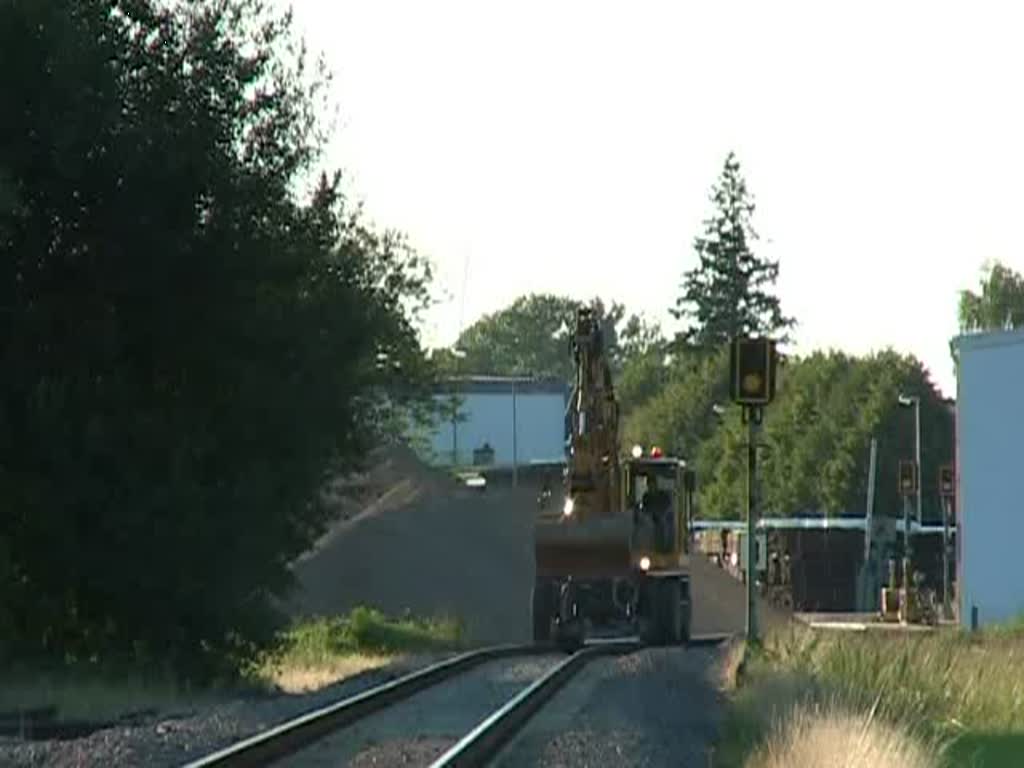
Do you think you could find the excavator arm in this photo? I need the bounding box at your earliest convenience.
[565,306,621,519]
[535,306,632,580]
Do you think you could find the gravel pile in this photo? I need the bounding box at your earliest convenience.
[287,482,540,646]
[0,655,450,768]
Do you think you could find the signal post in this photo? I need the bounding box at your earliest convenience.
[897,458,918,623]
[730,336,778,645]
[939,465,954,621]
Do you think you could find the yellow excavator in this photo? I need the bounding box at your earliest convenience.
[532,306,693,649]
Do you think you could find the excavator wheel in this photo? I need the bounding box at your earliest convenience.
[641,577,682,646]
[531,578,554,644]
[680,578,692,645]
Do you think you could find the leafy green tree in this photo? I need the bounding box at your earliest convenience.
[958,260,1024,332]
[623,347,731,460]
[0,0,431,678]
[618,313,665,361]
[670,152,794,352]
[452,293,631,380]
[693,351,953,522]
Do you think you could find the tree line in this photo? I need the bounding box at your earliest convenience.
[450,158,1024,524]
[0,0,439,680]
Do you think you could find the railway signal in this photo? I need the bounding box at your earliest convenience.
[898,460,918,496]
[730,337,778,406]
[939,465,954,498]
[938,464,955,621]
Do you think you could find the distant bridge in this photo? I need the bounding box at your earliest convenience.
[692,517,952,535]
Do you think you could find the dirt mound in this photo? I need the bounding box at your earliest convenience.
[316,442,451,529]
[287,481,538,644]
[286,441,778,644]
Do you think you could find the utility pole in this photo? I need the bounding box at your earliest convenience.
[512,377,518,488]
[914,399,922,525]
[859,437,878,611]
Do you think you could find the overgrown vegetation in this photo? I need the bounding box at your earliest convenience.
[717,624,1024,767]
[0,0,436,682]
[0,607,463,719]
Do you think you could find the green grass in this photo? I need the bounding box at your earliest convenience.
[716,622,1024,767]
[0,606,465,721]
[946,732,1024,767]
[263,606,464,667]
[251,606,464,692]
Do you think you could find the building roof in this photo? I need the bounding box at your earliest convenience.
[951,325,1024,356]
[435,375,569,396]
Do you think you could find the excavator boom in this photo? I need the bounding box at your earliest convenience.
[534,306,632,581]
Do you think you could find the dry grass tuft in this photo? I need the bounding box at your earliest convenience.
[266,652,393,693]
[747,702,942,768]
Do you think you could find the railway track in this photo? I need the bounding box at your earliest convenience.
[181,636,727,768]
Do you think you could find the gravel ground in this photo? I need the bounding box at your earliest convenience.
[492,645,726,768]
[275,654,564,767]
[0,654,454,768]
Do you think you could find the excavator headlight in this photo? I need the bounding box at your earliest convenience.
[639,556,651,571]
[563,497,575,517]
[631,444,643,459]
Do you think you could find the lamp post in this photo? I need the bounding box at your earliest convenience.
[901,397,925,528]
[450,348,466,466]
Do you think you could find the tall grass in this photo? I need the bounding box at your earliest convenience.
[717,623,1024,767]
[757,624,1024,732]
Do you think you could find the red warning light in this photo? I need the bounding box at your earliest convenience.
[650,446,663,458]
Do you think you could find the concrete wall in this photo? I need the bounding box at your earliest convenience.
[955,328,1024,627]
[429,390,567,467]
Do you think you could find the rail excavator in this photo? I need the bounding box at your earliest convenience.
[532,307,694,649]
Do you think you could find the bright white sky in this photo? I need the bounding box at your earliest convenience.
[285,0,1024,399]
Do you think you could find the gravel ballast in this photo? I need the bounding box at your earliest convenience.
[492,645,726,768]
[0,655,453,768]
[277,654,563,767]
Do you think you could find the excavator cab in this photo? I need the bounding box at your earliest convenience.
[625,453,690,568]
[623,452,692,644]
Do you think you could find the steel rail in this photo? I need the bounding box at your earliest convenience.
[427,638,641,768]
[429,634,730,768]
[179,643,542,768]
[182,634,732,768]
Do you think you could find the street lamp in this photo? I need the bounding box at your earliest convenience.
[897,394,922,526]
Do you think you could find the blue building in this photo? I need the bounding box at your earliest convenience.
[952,326,1024,627]
[424,375,569,468]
